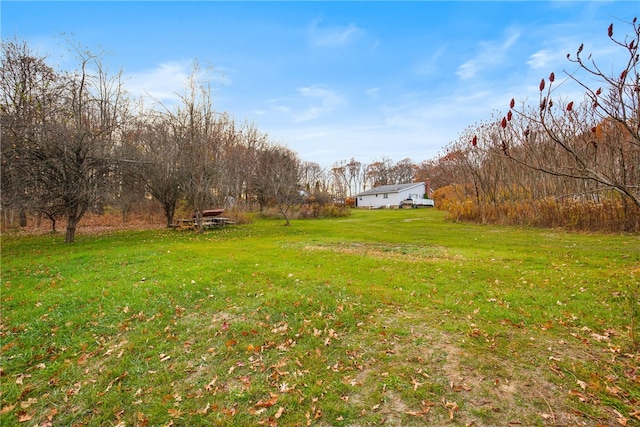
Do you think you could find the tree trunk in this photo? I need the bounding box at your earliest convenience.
[65,207,82,243]
[163,202,176,228]
[194,209,204,233]
[19,210,27,227]
[45,213,57,233]
[65,221,77,243]
[278,205,291,226]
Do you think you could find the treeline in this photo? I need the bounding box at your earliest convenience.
[0,40,303,241]
[2,17,638,241]
[0,39,431,241]
[417,18,640,233]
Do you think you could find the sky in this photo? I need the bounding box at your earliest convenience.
[1,1,637,168]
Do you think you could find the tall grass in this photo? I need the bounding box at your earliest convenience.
[436,194,640,233]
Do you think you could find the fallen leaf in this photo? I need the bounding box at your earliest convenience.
[204,376,218,391]
[275,406,285,419]
[0,404,15,415]
[445,401,459,420]
[19,398,37,409]
[255,394,278,408]
[17,412,32,423]
[167,408,182,418]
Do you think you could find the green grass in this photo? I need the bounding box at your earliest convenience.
[2,209,639,426]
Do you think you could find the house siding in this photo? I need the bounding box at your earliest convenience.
[357,183,426,208]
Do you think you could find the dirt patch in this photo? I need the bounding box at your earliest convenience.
[300,242,458,262]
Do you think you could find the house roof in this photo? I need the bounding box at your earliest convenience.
[357,182,424,196]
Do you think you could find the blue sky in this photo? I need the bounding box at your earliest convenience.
[2,1,637,167]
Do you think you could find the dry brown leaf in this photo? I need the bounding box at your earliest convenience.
[0,404,15,415]
[204,376,218,391]
[19,398,37,409]
[255,394,278,408]
[274,406,285,419]
[17,412,32,423]
[167,408,182,418]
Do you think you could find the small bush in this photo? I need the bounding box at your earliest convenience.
[257,207,286,220]
[226,208,254,225]
[319,204,351,218]
[297,203,351,219]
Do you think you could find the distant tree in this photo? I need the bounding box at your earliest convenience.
[299,160,326,196]
[366,156,395,187]
[219,121,265,206]
[131,112,183,227]
[110,124,147,223]
[330,162,349,201]
[392,157,416,184]
[364,156,416,188]
[254,145,301,225]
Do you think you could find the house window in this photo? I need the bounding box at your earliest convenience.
[383,193,388,199]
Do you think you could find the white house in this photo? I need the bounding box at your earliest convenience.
[356,182,433,209]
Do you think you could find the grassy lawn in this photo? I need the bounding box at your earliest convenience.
[1,209,639,426]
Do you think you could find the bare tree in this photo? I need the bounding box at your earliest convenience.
[330,162,349,202]
[1,40,126,242]
[254,145,301,225]
[366,156,395,187]
[167,65,229,232]
[132,112,184,227]
[56,47,125,242]
[299,160,326,195]
[109,124,147,223]
[1,39,60,229]
[392,157,416,184]
[498,17,639,209]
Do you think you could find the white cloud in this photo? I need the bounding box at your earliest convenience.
[124,61,190,102]
[269,85,346,123]
[309,19,364,47]
[413,45,448,77]
[456,28,521,79]
[124,61,232,104]
[365,87,380,99]
[527,49,554,69]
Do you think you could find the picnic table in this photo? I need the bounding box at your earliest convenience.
[171,209,235,230]
[173,217,235,230]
